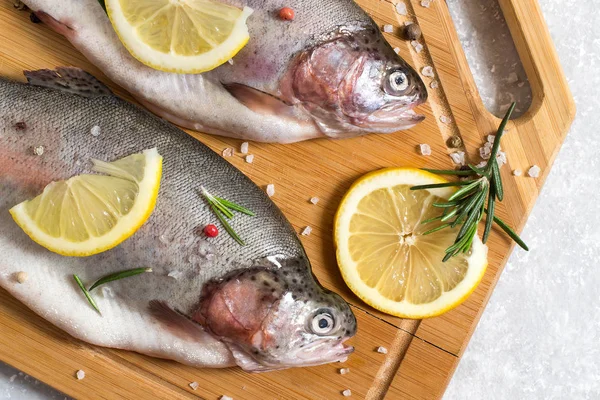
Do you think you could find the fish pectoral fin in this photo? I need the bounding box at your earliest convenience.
[24,67,112,98]
[148,300,205,342]
[223,83,295,117]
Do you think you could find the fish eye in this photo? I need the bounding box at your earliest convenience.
[386,70,409,94]
[311,311,335,335]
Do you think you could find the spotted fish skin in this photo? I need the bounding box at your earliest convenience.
[0,75,356,371]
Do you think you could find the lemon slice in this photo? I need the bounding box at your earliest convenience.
[334,168,488,319]
[106,0,253,73]
[10,149,163,257]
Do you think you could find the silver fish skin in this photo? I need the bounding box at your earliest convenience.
[21,0,427,143]
[0,72,356,371]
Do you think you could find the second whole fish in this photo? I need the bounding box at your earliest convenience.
[21,0,428,143]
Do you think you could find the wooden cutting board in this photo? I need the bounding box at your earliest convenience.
[0,0,574,398]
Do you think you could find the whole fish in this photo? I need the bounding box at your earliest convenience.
[0,70,356,371]
[21,0,427,143]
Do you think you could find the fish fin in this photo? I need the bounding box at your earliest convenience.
[148,300,205,342]
[223,83,295,117]
[24,67,112,98]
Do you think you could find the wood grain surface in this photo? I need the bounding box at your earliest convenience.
[0,0,574,398]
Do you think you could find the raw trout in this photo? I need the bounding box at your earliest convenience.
[20,0,427,143]
[0,70,356,371]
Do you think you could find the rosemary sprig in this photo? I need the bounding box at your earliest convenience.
[411,102,528,261]
[201,187,255,245]
[74,268,153,313]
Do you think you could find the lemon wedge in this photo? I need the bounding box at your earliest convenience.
[334,168,488,319]
[10,148,163,257]
[105,0,253,73]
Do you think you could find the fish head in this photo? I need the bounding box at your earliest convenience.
[195,260,356,371]
[286,28,427,137]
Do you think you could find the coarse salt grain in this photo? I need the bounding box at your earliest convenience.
[90,125,101,137]
[440,115,451,124]
[419,143,432,156]
[411,41,423,53]
[168,270,183,280]
[479,146,491,160]
[487,135,496,143]
[421,0,431,8]
[404,21,413,26]
[245,154,254,163]
[301,226,312,236]
[15,271,28,283]
[339,368,350,375]
[395,2,407,15]
[189,382,199,390]
[310,197,319,205]
[382,24,394,33]
[496,151,507,167]
[450,151,465,166]
[228,59,234,65]
[528,165,541,178]
[240,142,249,154]
[76,370,85,380]
[512,169,522,177]
[476,161,488,169]
[342,389,352,397]
[430,80,439,89]
[266,184,275,197]
[9,375,16,383]
[507,72,519,84]
[222,148,234,157]
[220,396,233,400]
[377,346,388,354]
[393,47,400,54]
[33,145,44,156]
[421,66,434,77]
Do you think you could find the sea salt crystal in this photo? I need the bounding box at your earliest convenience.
[393,47,401,54]
[90,125,101,137]
[310,197,320,205]
[9,375,16,383]
[528,165,541,178]
[479,146,491,160]
[377,346,388,354]
[33,145,44,156]
[245,154,254,164]
[382,24,394,33]
[222,148,234,157]
[411,41,423,53]
[440,115,451,124]
[266,184,275,197]
[419,143,432,156]
[450,151,466,166]
[76,370,85,380]
[430,80,439,89]
[404,21,414,26]
[421,0,431,8]
[487,135,496,143]
[507,72,519,84]
[512,169,522,177]
[227,59,234,65]
[220,396,233,400]
[189,382,199,390]
[168,270,183,280]
[301,226,312,236]
[476,161,488,169]
[421,66,435,77]
[101,287,114,298]
[339,368,350,375]
[240,142,249,154]
[496,151,507,167]
[395,2,407,15]
[342,389,352,397]
[15,271,28,284]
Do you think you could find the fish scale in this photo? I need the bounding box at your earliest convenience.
[0,77,356,371]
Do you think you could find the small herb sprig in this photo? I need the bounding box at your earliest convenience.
[74,267,152,314]
[411,103,528,262]
[201,187,255,246]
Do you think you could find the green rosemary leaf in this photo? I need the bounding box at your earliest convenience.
[482,185,496,244]
[214,197,256,216]
[486,102,515,173]
[456,194,486,240]
[89,268,152,291]
[421,215,444,225]
[492,161,504,201]
[448,180,482,202]
[452,191,485,228]
[461,223,479,253]
[421,168,474,176]
[422,223,452,236]
[468,164,487,176]
[489,213,529,251]
[410,180,474,191]
[440,207,461,222]
[73,275,101,314]
[210,203,245,245]
[201,187,234,218]
[433,201,460,208]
